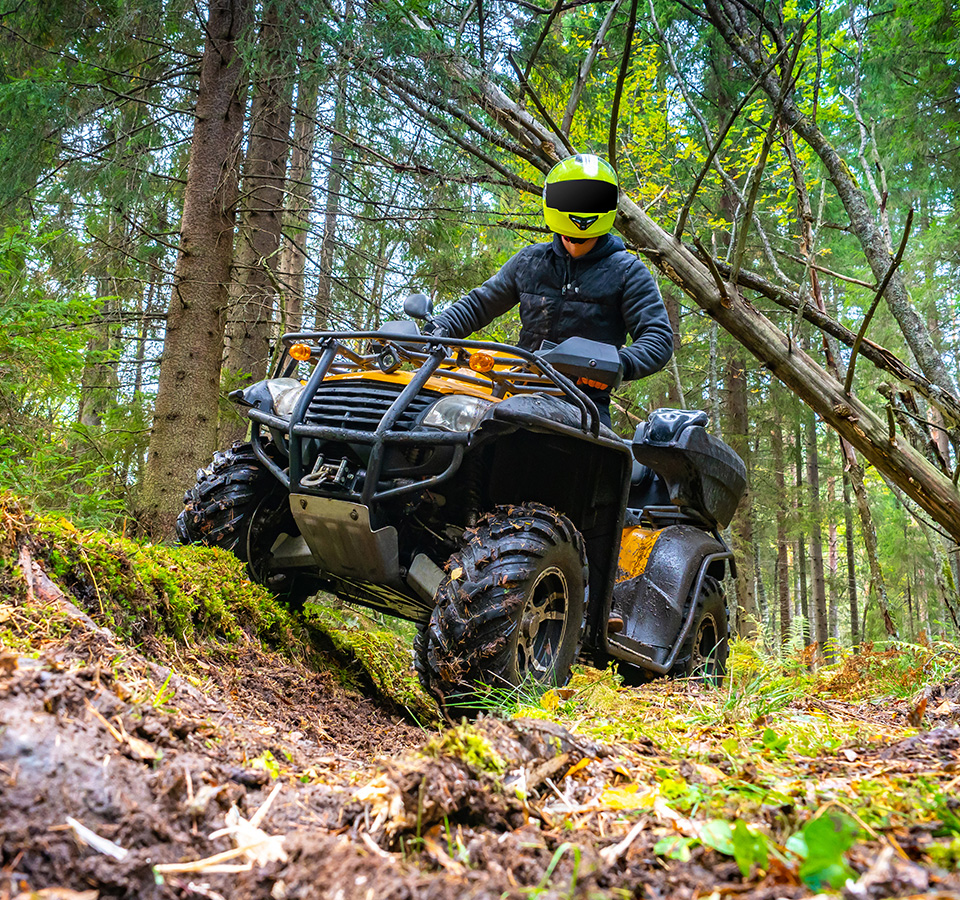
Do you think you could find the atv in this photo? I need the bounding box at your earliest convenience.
[178,294,747,714]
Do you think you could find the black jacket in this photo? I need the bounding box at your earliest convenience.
[432,233,674,381]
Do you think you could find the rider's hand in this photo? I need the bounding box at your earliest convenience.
[422,320,448,338]
[577,376,611,391]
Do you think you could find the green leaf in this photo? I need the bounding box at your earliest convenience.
[788,814,859,890]
[654,835,693,861]
[761,727,790,752]
[699,819,735,855]
[732,819,769,877]
[721,737,740,756]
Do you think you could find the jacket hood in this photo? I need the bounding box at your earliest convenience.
[550,232,625,261]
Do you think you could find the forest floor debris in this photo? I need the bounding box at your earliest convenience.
[2,497,960,899]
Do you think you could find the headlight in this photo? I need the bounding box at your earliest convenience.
[267,378,306,418]
[421,395,493,432]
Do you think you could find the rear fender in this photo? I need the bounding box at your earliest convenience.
[608,525,730,671]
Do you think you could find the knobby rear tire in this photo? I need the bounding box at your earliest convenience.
[673,575,728,684]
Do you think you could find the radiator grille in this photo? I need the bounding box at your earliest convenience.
[304,379,440,432]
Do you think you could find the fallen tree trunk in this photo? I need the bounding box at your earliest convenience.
[377,19,960,541]
[615,197,960,539]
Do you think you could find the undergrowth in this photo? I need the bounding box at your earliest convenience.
[0,494,438,723]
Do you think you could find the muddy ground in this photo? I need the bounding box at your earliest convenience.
[3,545,960,899]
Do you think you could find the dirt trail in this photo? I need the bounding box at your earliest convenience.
[2,529,960,899]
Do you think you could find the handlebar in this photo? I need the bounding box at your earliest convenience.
[275,330,604,437]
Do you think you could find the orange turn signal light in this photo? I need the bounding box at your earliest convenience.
[289,343,312,361]
[469,351,495,373]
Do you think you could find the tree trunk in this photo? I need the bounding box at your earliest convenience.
[772,415,791,649]
[279,70,321,334]
[794,419,810,643]
[843,469,860,647]
[827,473,839,649]
[315,72,349,328]
[222,0,294,446]
[78,293,120,432]
[843,445,899,639]
[139,0,251,537]
[725,354,758,638]
[805,411,829,662]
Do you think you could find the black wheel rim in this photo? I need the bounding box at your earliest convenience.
[516,565,569,681]
[691,611,722,678]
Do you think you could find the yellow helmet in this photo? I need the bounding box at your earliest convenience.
[542,154,619,238]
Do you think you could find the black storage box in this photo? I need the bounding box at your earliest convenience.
[631,409,746,529]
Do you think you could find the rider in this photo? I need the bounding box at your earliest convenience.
[427,153,674,428]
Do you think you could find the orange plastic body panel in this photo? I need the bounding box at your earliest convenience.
[616,526,662,583]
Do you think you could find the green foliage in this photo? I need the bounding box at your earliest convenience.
[786,814,859,890]
[31,512,303,653]
[421,723,508,774]
[303,602,438,724]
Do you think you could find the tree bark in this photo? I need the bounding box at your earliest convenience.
[805,410,829,661]
[827,473,839,649]
[725,354,758,637]
[222,0,295,447]
[772,414,792,649]
[842,468,860,647]
[315,75,349,328]
[279,70,321,334]
[794,418,809,643]
[139,0,251,536]
[843,445,899,639]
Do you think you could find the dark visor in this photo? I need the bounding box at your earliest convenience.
[545,179,619,213]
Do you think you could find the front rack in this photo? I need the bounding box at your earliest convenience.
[275,330,602,434]
[245,330,603,506]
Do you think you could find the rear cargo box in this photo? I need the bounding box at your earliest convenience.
[631,410,746,529]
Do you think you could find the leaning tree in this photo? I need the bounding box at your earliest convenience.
[352,0,960,542]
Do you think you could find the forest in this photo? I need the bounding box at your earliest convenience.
[1,0,960,897]
[2,0,959,652]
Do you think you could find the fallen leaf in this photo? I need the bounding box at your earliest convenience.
[13,890,99,900]
[564,757,592,779]
[599,783,656,811]
[541,689,560,712]
[908,697,927,727]
[692,762,726,785]
[449,567,463,581]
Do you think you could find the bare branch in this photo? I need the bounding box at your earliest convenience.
[562,0,623,135]
[521,0,564,95]
[845,208,915,395]
[608,0,638,171]
[507,52,575,154]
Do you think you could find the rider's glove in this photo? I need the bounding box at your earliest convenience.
[577,377,612,391]
[422,319,448,338]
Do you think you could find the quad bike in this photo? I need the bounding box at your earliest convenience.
[178,295,747,714]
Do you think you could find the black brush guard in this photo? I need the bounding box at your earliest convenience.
[241,330,605,509]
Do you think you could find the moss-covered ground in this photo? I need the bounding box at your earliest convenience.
[2,491,959,898]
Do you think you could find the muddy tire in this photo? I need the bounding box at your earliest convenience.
[177,443,274,554]
[673,575,728,684]
[418,503,587,717]
[177,443,318,608]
